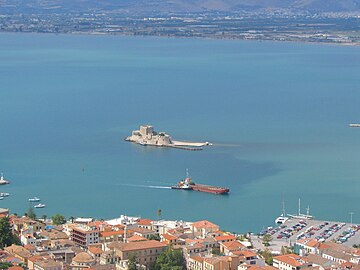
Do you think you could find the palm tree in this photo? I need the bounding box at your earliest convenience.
[157,209,162,219]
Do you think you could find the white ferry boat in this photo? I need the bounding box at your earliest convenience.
[34,203,46,208]
[29,197,41,202]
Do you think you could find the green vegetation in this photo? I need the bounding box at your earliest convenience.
[353,244,360,248]
[151,247,185,270]
[211,247,221,255]
[281,246,293,255]
[157,209,162,219]
[148,234,161,241]
[52,214,66,225]
[128,253,138,270]
[0,217,20,248]
[27,206,37,220]
[259,248,273,265]
[262,234,272,247]
[0,262,13,269]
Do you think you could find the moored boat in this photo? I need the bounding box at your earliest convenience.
[288,198,314,220]
[29,197,41,202]
[275,199,289,224]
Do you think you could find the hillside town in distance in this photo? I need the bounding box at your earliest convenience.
[1,10,360,45]
[0,207,360,270]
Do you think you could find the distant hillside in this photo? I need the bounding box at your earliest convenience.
[1,0,360,13]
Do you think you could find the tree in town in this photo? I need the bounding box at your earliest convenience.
[157,209,162,219]
[0,262,13,269]
[52,214,66,225]
[0,217,20,248]
[41,214,47,221]
[281,246,293,255]
[262,234,272,246]
[69,216,75,223]
[148,234,161,241]
[259,248,273,265]
[128,253,138,270]
[151,247,185,270]
[27,206,37,220]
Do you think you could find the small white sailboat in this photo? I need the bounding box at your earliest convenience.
[0,192,10,197]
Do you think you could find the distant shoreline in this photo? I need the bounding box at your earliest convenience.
[0,30,359,48]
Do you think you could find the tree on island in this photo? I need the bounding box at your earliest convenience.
[27,206,37,220]
[52,214,66,225]
[0,217,20,248]
[151,247,185,270]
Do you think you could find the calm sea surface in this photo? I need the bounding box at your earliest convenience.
[0,33,360,232]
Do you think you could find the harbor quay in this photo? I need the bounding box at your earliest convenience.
[1,207,360,270]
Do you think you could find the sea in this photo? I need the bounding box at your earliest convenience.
[0,33,359,233]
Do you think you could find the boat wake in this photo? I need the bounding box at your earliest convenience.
[211,143,241,147]
[117,183,171,189]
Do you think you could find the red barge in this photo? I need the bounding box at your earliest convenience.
[171,171,229,195]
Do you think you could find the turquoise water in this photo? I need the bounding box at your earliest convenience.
[0,33,359,232]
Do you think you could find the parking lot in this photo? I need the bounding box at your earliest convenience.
[251,218,360,253]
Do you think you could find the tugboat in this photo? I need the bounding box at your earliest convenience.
[171,170,193,190]
[0,173,10,185]
[171,169,230,195]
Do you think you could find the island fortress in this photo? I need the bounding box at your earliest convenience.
[125,125,212,150]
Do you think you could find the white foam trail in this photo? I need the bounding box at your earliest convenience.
[118,183,171,189]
